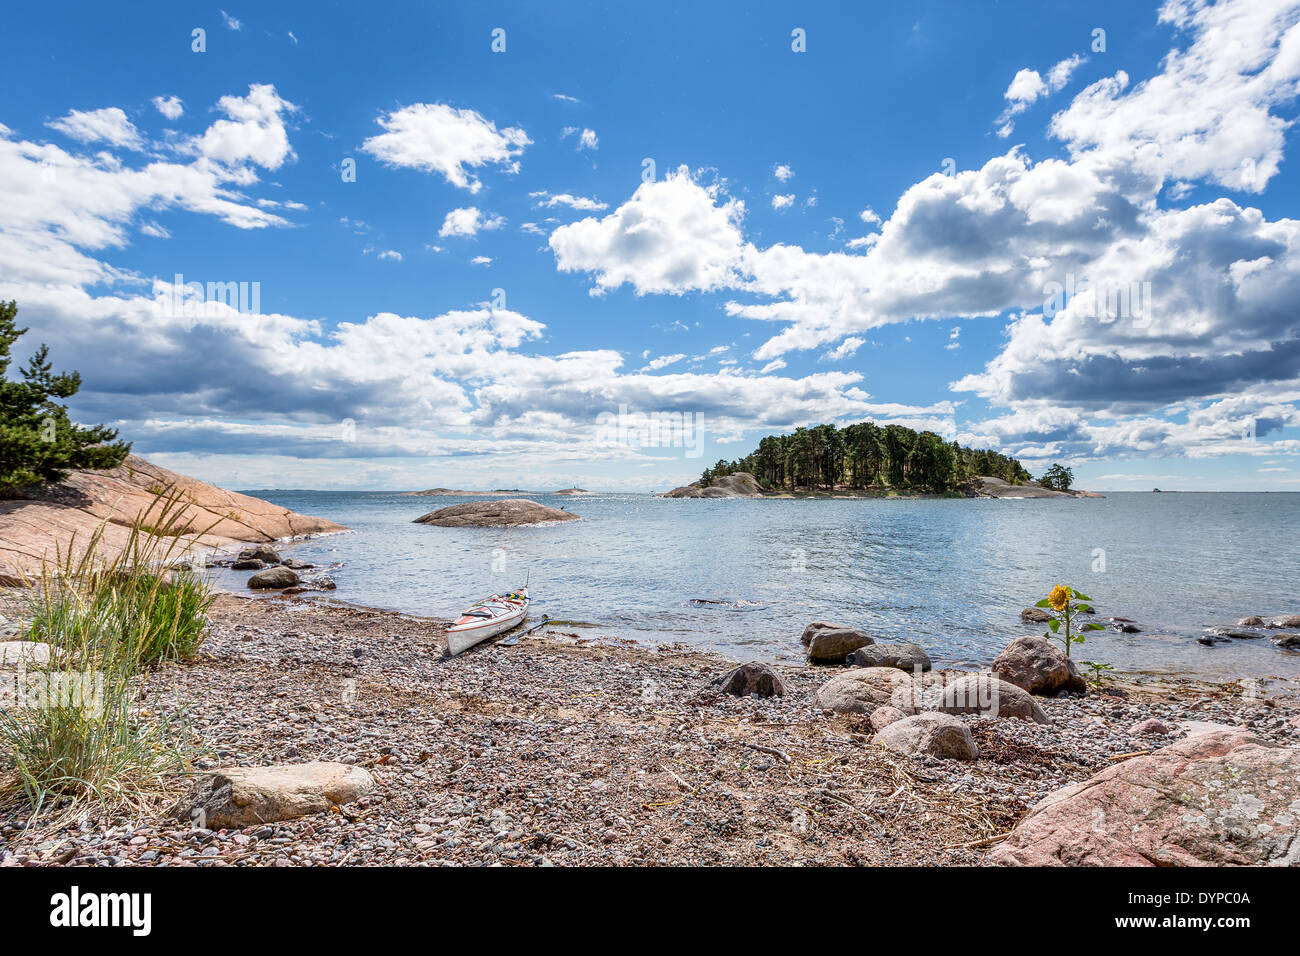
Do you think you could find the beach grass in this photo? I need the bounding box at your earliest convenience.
[0,488,212,819]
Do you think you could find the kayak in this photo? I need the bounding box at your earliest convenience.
[446,587,529,656]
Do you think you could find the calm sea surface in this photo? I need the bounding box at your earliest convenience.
[218,491,1300,682]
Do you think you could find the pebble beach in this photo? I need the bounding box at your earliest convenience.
[3,590,1297,867]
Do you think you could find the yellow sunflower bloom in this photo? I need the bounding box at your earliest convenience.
[1048,584,1071,612]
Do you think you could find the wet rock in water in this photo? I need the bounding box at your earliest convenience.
[800,621,838,646]
[813,667,913,714]
[1236,616,1265,627]
[806,627,874,664]
[1267,615,1300,629]
[283,576,337,596]
[873,712,979,761]
[247,566,301,590]
[0,641,51,666]
[901,673,1050,724]
[238,545,283,565]
[1205,626,1265,640]
[991,731,1298,866]
[1020,608,1051,624]
[172,762,375,829]
[711,661,785,697]
[870,705,907,733]
[1198,635,1228,646]
[1107,619,1142,633]
[1272,633,1300,650]
[1129,717,1173,736]
[414,499,579,527]
[847,642,931,672]
[231,558,266,571]
[992,636,1087,696]
[281,558,315,570]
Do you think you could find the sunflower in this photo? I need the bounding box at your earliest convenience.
[1048,584,1072,612]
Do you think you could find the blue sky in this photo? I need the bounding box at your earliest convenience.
[3,0,1299,491]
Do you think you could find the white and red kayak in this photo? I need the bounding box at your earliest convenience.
[446,587,529,656]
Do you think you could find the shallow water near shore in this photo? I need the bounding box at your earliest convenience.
[218,490,1300,683]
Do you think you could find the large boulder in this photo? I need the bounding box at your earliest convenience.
[873,712,979,761]
[895,672,1049,724]
[237,545,282,565]
[806,627,874,664]
[800,621,838,646]
[710,661,785,697]
[991,731,1300,866]
[992,636,1087,696]
[172,762,376,829]
[848,642,931,672]
[247,566,300,590]
[813,667,913,714]
[414,499,579,527]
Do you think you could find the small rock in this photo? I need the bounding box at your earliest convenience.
[1236,616,1265,627]
[872,712,978,761]
[238,545,283,565]
[806,627,874,664]
[172,762,375,828]
[1267,615,1300,629]
[1019,608,1051,624]
[231,559,266,571]
[248,566,301,590]
[1129,717,1172,736]
[847,642,931,672]
[1271,633,1300,650]
[800,621,838,646]
[710,661,785,697]
[897,673,1050,724]
[1205,626,1264,640]
[870,705,906,733]
[813,667,913,714]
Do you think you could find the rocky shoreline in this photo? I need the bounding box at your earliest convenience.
[0,455,346,584]
[2,589,1296,867]
[660,473,1103,500]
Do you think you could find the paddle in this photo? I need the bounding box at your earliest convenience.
[500,613,549,647]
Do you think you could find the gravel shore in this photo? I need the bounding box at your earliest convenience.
[2,591,1297,866]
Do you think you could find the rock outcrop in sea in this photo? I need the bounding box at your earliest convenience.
[970,476,1104,499]
[660,472,764,498]
[413,499,580,527]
